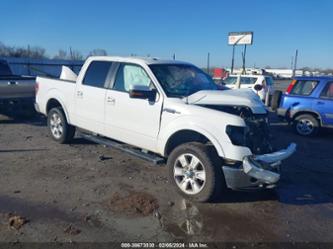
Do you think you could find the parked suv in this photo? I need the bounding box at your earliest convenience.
[223,74,274,103]
[276,76,333,136]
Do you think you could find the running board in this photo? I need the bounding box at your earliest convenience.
[78,132,165,165]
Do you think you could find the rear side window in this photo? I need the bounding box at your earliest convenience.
[290,80,319,96]
[320,82,333,99]
[83,61,112,88]
[223,76,237,85]
[240,77,257,85]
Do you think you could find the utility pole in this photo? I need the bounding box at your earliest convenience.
[292,49,298,77]
[27,45,31,75]
[69,47,73,60]
[231,45,235,74]
[242,45,247,74]
[207,52,210,74]
[294,49,298,71]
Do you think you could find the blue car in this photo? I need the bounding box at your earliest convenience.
[276,76,333,136]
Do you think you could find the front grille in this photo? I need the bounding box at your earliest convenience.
[245,115,273,154]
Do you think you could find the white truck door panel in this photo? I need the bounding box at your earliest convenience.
[75,86,106,133]
[74,61,113,134]
[104,63,162,152]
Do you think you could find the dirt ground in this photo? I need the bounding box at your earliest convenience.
[0,111,333,244]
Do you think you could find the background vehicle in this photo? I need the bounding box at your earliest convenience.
[35,56,295,202]
[0,60,36,114]
[223,74,274,104]
[276,76,333,136]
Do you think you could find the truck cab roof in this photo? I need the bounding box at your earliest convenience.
[87,56,192,66]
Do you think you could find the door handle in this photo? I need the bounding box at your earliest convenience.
[77,91,83,97]
[107,96,115,104]
[317,101,325,105]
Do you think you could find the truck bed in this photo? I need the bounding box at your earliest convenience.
[35,76,76,118]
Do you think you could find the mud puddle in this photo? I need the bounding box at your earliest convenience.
[162,199,278,241]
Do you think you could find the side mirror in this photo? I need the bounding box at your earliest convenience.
[129,85,157,102]
[254,84,263,91]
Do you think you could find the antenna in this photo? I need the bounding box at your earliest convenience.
[207,52,210,74]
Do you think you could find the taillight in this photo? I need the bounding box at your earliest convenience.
[286,79,296,94]
[35,82,39,94]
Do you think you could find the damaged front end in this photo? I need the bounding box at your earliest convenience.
[223,143,296,190]
[202,105,296,190]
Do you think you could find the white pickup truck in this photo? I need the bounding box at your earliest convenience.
[35,56,296,202]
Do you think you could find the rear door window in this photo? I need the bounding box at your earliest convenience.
[83,61,112,88]
[290,80,319,96]
[223,76,237,85]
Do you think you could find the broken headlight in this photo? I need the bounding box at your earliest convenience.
[226,125,247,146]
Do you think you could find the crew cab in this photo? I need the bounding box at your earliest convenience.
[0,60,36,112]
[277,76,333,136]
[35,56,296,202]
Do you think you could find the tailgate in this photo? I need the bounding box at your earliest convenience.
[0,76,36,100]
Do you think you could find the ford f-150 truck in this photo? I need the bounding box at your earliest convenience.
[35,56,296,202]
[0,60,36,112]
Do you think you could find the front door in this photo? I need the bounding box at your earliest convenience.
[315,81,333,126]
[104,63,163,152]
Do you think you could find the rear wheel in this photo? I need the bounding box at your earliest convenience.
[167,142,225,202]
[47,107,75,143]
[293,114,319,137]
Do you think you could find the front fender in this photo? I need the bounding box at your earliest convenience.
[158,122,226,158]
[157,115,252,161]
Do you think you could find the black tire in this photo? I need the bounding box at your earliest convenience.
[167,142,225,202]
[271,90,282,111]
[293,114,319,137]
[47,107,75,144]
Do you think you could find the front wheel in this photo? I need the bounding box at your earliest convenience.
[47,107,75,144]
[167,142,225,202]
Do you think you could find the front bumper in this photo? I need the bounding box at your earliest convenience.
[222,143,296,190]
[277,107,287,118]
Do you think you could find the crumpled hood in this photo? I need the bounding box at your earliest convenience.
[184,89,267,114]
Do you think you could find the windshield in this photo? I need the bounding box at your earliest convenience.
[149,64,219,97]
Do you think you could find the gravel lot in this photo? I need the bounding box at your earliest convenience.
[0,111,333,243]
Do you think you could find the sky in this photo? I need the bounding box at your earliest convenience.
[1,0,332,69]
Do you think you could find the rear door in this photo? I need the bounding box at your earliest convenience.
[74,60,113,134]
[104,63,163,152]
[316,81,333,126]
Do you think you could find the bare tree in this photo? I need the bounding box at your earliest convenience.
[88,49,107,56]
[29,46,46,59]
[69,49,83,60]
[53,49,68,60]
